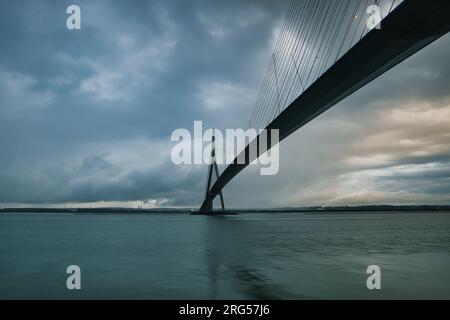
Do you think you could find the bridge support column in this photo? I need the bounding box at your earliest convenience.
[199,161,225,214]
[197,132,231,215]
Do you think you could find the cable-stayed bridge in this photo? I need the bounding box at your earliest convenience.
[199,0,450,214]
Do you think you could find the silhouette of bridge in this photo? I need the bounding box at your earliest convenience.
[199,0,450,214]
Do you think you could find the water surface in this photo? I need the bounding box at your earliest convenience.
[1,211,449,299]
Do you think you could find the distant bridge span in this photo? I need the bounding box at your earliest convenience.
[200,0,450,213]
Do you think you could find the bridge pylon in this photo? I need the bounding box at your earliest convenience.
[197,131,228,215]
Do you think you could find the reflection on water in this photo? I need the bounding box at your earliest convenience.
[204,216,289,300]
[0,212,450,299]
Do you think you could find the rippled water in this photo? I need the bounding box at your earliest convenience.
[1,212,449,299]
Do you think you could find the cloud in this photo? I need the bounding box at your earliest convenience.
[197,5,266,41]
[77,34,178,102]
[346,101,450,168]
[75,4,180,103]
[0,136,204,205]
[197,80,256,113]
[0,70,55,112]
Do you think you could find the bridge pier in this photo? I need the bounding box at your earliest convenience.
[196,132,236,216]
[196,178,236,215]
[198,195,213,214]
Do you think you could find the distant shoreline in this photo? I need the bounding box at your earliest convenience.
[1,205,450,215]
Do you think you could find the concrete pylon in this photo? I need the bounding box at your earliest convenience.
[198,131,225,214]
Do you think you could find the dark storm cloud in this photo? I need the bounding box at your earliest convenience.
[0,0,288,205]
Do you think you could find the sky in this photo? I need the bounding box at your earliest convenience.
[0,0,449,208]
